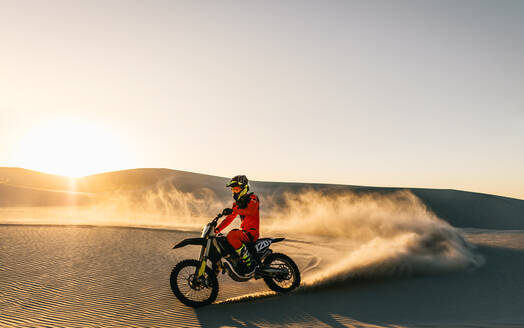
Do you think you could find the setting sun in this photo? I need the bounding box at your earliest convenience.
[15,118,130,177]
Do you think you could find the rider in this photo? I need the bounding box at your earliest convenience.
[216,175,260,275]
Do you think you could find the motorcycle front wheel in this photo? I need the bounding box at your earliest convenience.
[170,259,219,307]
[262,253,301,293]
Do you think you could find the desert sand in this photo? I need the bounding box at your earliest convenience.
[1,168,524,327]
[1,225,524,327]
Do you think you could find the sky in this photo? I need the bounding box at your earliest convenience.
[1,0,523,199]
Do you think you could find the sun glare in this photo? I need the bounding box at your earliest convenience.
[16,118,130,177]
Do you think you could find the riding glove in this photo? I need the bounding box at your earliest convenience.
[222,208,233,216]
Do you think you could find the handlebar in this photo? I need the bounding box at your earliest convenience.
[212,213,224,225]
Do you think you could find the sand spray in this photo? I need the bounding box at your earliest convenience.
[263,190,484,288]
[1,185,484,290]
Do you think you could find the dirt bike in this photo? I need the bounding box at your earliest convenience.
[170,213,301,307]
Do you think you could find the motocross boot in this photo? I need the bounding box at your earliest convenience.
[235,244,255,275]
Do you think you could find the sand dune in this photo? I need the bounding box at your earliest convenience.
[1,226,524,327]
[0,183,95,207]
[1,167,524,327]
[1,167,523,229]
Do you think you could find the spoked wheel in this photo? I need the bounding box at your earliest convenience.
[262,253,301,293]
[170,259,219,307]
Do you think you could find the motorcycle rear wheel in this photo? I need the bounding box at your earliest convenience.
[170,259,219,308]
[262,253,301,293]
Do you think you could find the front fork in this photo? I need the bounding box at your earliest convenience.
[196,239,212,277]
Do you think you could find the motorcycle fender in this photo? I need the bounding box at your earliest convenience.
[173,237,206,249]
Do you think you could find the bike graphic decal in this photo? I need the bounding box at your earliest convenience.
[255,239,271,252]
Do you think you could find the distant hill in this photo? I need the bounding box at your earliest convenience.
[0,183,94,206]
[0,167,73,191]
[1,167,523,229]
[0,168,95,206]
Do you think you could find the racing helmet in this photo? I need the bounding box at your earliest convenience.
[226,175,249,200]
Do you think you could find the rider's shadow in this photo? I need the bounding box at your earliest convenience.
[193,291,354,328]
[194,245,524,328]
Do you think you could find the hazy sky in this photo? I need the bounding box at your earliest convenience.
[1,0,523,199]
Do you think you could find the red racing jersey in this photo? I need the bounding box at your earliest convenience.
[216,193,260,240]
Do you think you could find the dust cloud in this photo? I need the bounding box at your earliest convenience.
[0,186,226,229]
[1,186,484,288]
[263,189,484,288]
[81,187,224,228]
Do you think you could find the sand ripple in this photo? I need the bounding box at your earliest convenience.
[0,226,210,327]
[0,225,321,328]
